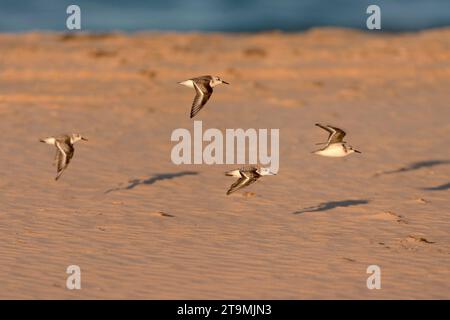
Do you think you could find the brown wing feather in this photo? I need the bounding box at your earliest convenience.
[55,141,74,181]
[315,123,333,145]
[315,123,346,145]
[227,176,258,195]
[190,82,212,118]
[327,126,346,144]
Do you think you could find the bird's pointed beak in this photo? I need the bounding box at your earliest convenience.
[354,149,361,153]
[222,80,229,85]
[81,137,88,141]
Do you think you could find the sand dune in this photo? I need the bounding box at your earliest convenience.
[0,28,449,299]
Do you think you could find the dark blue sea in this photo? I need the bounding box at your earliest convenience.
[0,0,449,32]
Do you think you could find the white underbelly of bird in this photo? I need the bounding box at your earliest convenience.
[314,144,348,157]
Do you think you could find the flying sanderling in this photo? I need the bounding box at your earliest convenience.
[225,165,276,195]
[40,133,88,180]
[178,75,229,118]
[313,123,361,157]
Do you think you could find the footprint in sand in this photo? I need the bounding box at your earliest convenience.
[400,235,435,250]
[242,192,256,198]
[369,211,408,224]
[414,197,428,204]
[378,242,391,249]
[150,211,175,218]
[406,235,435,244]
[342,257,356,262]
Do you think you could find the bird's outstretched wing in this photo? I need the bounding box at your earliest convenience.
[190,81,212,118]
[315,123,346,146]
[327,125,346,144]
[53,148,59,166]
[55,141,74,181]
[226,173,259,195]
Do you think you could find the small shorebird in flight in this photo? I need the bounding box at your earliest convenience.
[178,75,229,118]
[40,133,88,180]
[225,166,276,195]
[313,123,361,157]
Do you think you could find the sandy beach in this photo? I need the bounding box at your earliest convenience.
[0,28,449,299]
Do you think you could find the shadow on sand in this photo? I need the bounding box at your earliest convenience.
[374,159,450,177]
[423,182,450,191]
[105,171,199,193]
[293,199,369,214]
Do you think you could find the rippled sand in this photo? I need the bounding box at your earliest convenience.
[0,28,449,299]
